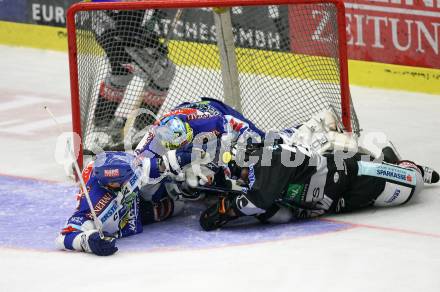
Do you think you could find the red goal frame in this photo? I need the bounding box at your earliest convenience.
[66,0,352,169]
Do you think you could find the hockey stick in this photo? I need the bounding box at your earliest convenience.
[111,9,183,125]
[44,106,105,239]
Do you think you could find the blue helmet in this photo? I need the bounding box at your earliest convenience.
[157,116,193,149]
[93,152,135,186]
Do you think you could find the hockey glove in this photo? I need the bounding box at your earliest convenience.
[86,231,118,256]
[162,145,209,175]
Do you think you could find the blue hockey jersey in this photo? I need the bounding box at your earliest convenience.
[59,162,143,242]
[135,97,265,157]
[56,158,175,252]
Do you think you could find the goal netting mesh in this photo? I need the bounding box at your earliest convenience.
[68,0,360,157]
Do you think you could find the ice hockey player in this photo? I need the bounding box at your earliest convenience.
[56,148,198,256]
[199,140,439,231]
[134,97,265,161]
[90,4,175,146]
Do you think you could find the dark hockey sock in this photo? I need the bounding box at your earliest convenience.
[133,101,161,131]
[94,96,119,127]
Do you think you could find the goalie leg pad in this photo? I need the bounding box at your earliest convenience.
[125,46,176,93]
[282,109,358,154]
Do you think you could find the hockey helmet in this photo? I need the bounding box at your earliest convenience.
[157,116,193,149]
[93,151,135,186]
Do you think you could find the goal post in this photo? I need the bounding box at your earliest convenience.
[67,0,359,169]
[213,7,242,112]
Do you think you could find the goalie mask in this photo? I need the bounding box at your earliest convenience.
[93,152,135,187]
[157,116,193,150]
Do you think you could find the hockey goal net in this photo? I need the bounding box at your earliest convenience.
[67,0,359,168]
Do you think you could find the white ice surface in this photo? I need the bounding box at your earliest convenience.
[0,45,439,292]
